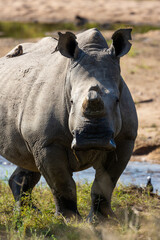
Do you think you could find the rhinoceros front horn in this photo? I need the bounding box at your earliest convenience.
[53,32,79,59]
[82,90,105,117]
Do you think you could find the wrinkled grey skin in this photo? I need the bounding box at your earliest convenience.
[0,28,138,220]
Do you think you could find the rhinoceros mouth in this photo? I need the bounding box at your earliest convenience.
[71,128,116,151]
[71,137,116,151]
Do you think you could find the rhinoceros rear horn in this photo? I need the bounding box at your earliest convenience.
[110,28,132,57]
[55,32,79,59]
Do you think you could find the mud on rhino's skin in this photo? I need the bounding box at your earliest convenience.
[0,28,138,220]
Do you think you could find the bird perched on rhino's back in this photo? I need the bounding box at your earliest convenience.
[6,45,23,58]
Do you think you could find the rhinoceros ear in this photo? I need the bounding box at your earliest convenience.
[53,32,79,59]
[109,28,132,57]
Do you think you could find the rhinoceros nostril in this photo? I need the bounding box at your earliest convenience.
[71,130,75,136]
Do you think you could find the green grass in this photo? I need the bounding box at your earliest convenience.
[136,63,153,70]
[0,21,160,39]
[0,180,160,239]
[0,21,101,39]
[108,23,160,34]
[128,47,139,57]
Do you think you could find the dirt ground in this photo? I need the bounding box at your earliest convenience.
[0,0,159,163]
[0,0,160,26]
[120,30,160,163]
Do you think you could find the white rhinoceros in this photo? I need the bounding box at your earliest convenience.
[0,28,138,220]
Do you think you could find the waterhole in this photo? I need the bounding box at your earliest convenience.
[0,155,160,193]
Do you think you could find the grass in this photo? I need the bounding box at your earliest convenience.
[128,47,139,58]
[0,21,100,38]
[150,123,157,128]
[136,63,153,70]
[109,24,160,34]
[0,21,160,39]
[0,180,160,240]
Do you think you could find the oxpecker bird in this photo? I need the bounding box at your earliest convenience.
[6,45,23,58]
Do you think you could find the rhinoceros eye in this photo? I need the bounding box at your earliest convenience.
[116,98,119,103]
[70,99,73,105]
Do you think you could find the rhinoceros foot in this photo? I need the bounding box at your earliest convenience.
[55,209,82,222]
[87,205,117,223]
[53,195,82,221]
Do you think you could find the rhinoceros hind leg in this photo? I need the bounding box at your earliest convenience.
[9,167,41,209]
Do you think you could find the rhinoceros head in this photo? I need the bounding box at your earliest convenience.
[55,28,132,151]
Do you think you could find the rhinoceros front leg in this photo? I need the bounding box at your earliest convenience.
[9,167,41,209]
[89,139,135,221]
[88,167,116,221]
[34,144,81,220]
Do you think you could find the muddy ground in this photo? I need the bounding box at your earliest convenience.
[0,0,160,163]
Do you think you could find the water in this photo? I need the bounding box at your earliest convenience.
[0,155,160,193]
